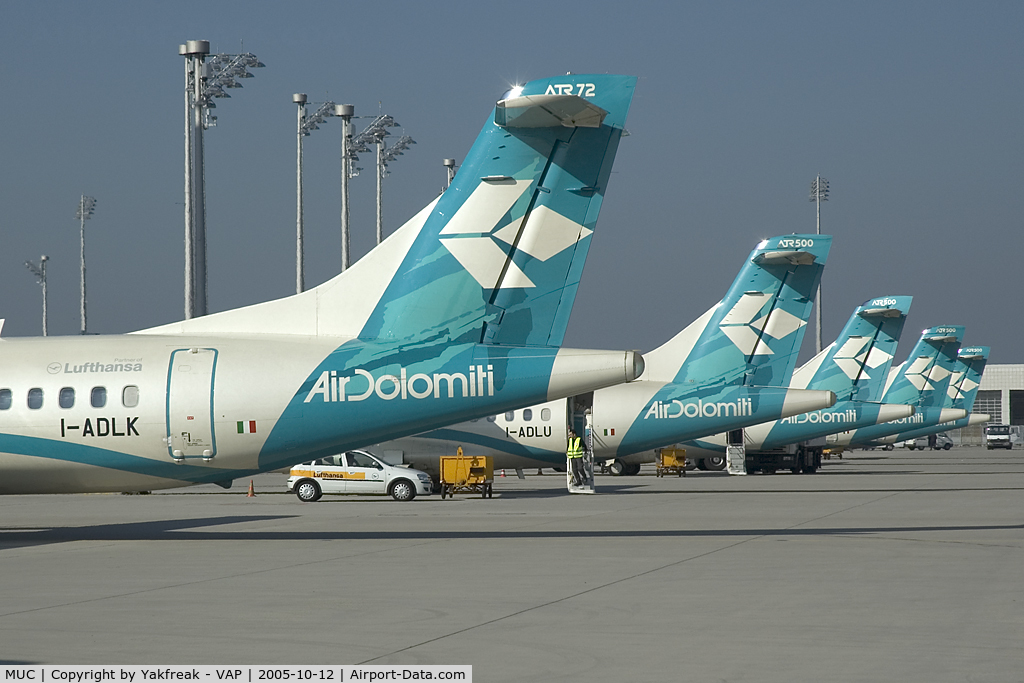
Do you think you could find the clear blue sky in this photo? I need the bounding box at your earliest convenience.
[1,1,1020,363]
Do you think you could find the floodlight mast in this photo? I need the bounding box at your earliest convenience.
[75,195,96,334]
[351,115,413,245]
[294,95,336,292]
[378,135,415,244]
[295,94,306,294]
[809,175,829,354]
[24,255,49,336]
[179,40,264,318]
[334,104,356,270]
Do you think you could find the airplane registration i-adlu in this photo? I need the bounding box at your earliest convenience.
[0,74,645,494]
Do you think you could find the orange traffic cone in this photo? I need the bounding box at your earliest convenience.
[247,480,256,497]
[501,469,506,477]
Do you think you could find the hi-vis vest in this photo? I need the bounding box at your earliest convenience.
[567,437,584,459]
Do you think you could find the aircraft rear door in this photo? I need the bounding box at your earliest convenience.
[166,348,218,461]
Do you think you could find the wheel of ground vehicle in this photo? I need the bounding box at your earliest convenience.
[389,479,416,501]
[704,455,727,471]
[907,444,916,450]
[294,479,322,502]
[883,444,894,451]
[943,443,952,450]
[609,459,626,476]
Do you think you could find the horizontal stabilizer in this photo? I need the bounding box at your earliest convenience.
[939,408,968,423]
[546,348,645,401]
[877,404,915,422]
[967,413,991,426]
[495,94,608,129]
[782,389,837,418]
[753,250,818,266]
[859,307,905,318]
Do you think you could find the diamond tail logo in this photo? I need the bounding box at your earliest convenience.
[718,292,807,356]
[832,336,894,380]
[904,356,950,392]
[438,179,591,290]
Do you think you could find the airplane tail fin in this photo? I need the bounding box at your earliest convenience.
[879,326,965,406]
[136,75,637,346]
[643,235,831,387]
[947,346,990,411]
[792,296,911,401]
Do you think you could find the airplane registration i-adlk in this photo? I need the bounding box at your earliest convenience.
[0,74,645,494]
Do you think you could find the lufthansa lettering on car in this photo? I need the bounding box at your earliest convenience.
[60,417,139,437]
[304,365,494,403]
[644,398,753,420]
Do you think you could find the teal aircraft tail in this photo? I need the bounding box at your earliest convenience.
[862,346,991,446]
[878,326,965,406]
[793,296,911,401]
[138,75,637,348]
[643,235,830,388]
[947,346,990,411]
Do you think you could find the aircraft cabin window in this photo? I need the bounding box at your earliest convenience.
[541,408,551,421]
[523,408,533,421]
[59,387,75,409]
[504,411,515,422]
[0,389,11,410]
[122,385,139,408]
[91,386,107,408]
[27,388,43,410]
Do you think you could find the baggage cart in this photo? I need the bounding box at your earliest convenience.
[656,448,687,477]
[439,448,494,498]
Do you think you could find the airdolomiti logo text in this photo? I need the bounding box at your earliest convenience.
[782,409,856,425]
[304,365,494,403]
[644,398,753,420]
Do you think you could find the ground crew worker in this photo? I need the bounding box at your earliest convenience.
[567,428,585,487]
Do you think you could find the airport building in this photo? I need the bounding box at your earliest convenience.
[976,364,1024,426]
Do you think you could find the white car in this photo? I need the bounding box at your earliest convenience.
[287,450,433,502]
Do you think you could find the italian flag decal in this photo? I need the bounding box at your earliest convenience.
[603,428,615,436]
[237,420,257,434]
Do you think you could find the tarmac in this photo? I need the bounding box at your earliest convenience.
[1,446,1022,682]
